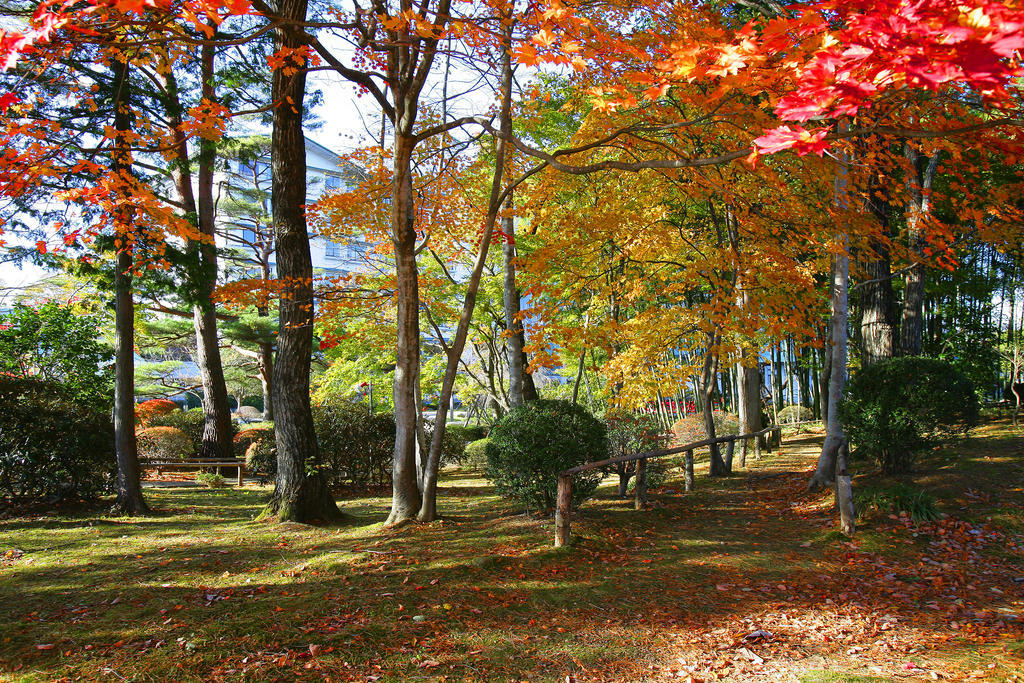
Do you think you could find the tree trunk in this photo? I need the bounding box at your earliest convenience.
[263,0,341,524]
[702,336,727,476]
[859,180,897,367]
[259,339,274,421]
[810,145,854,509]
[859,242,898,366]
[194,37,234,460]
[418,24,513,521]
[160,43,234,461]
[193,306,234,459]
[112,248,149,515]
[502,193,525,408]
[110,57,147,515]
[387,132,423,526]
[900,148,940,356]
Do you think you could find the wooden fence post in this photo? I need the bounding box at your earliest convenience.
[724,439,736,472]
[754,435,762,461]
[684,450,694,492]
[740,437,748,469]
[237,464,244,487]
[634,457,647,510]
[555,474,572,547]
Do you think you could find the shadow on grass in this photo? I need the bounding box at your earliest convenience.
[2,427,1023,681]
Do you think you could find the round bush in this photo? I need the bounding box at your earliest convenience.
[235,427,274,456]
[235,405,264,422]
[671,411,738,445]
[137,426,193,461]
[485,399,608,514]
[136,399,181,427]
[777,404,814,423]
[245,438,277,477]
[0,377,115,503]
[147,408,206,452]
[605,411,670,496]
[463,438,490,471]
[313,403,395,490]
[425,423,472,468]
[839,357,979,475]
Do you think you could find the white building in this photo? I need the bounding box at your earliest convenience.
[219,137,368,278]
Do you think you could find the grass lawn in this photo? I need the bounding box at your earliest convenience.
[2,422,1023,681]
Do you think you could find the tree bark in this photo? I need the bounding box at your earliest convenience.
[193,35,234,460]
[736,281,763,459]
[810,144,854,516]
[900,147,940,356]
[259,339,274,421]
[859,241,898,366]
[263,0,341,523]
[160,44,234,460]
[110,56,148,516]
[859,179,897,367]
[502,194,525,408]
[702,335,728,476]
[387,131,423,526]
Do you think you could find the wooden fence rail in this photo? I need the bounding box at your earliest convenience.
[554,424,782,547]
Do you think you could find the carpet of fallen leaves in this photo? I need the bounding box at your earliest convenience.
[1,424,1023,682]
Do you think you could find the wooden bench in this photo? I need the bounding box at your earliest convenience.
[142,458,247,486]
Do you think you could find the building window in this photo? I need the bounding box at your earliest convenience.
[326,174,343,191]
[325,240,340,258]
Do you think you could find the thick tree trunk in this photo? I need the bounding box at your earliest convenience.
[109,57,148,516]
[859,241,898,366]
[387,133,423,526]
[900,148,940,356]
[859,180,897,367]
[112,249,149,515]
[263,0,341,523]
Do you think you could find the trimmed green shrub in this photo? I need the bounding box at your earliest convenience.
[425,423,474,467]
[234,427,274,456]
[195,472,227,488]
[625,459,670,493]
[245,438,276,478]
[148,408,206,453]
[137,426,193,461]
[839,357,979,474]
[463,438,490,471]
[606,412,669,497]
[777,404,814,423]
[485,399,608,514]
[313,404,395,489]
[0,377,115,503]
